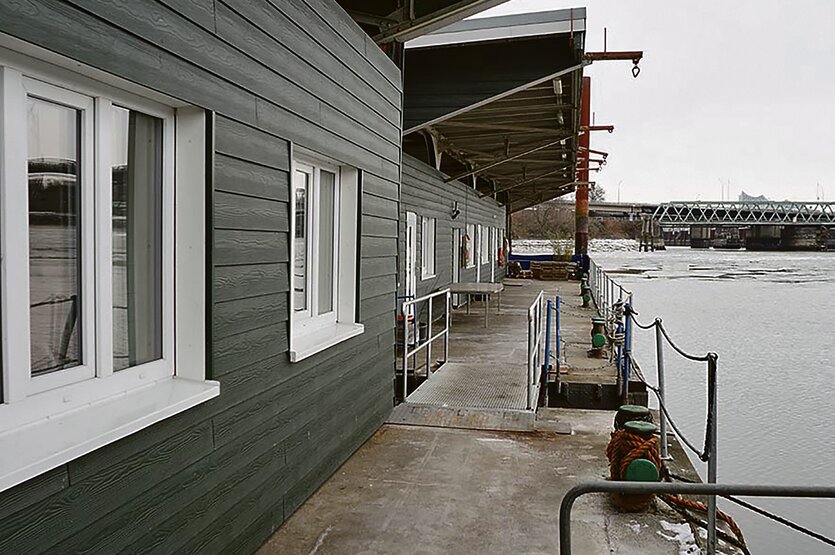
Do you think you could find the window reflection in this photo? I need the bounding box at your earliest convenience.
[317,170,335,315]
[27,97,82,375]
[294,170,309,313]
[112,106,163,371]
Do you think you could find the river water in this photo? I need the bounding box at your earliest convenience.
[517,240,835,554]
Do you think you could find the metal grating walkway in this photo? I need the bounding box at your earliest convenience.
[403,280,539,413]
[406,361,527,410]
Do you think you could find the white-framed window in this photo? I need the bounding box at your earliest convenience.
[480,224,490,265]
[0,46,217,493]
[465,223,475,268]
[420,216,436,279]
[289,148,362,362]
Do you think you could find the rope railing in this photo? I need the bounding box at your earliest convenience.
[584,257,833,554]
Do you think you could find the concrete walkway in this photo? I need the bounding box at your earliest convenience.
[258,279,715,554]
[258,410,701,555]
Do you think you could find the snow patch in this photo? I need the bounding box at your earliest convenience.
[626,520,645,534]
[657,520,701,555]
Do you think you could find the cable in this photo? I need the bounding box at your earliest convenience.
[666,471,835,549]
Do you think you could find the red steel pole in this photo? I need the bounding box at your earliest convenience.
[574,76,591,257]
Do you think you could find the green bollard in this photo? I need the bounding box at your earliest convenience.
[624,420,657,438]
[622,421,660,482]
[625,458,660,482]
[614,404,652,430]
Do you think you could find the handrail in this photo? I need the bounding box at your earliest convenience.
[559,481,835,555]
[400,288,451,401]
[587,258,632,326]
[526,290,545,410]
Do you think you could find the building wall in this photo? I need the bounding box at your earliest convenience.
[0,1,399,553]
[401,154,507,303]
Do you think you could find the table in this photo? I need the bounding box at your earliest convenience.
[449,282,504,328]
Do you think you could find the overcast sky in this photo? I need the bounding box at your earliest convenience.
[475,1,835,203]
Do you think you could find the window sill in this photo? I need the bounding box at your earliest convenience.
[420,273,436,281]
[290,322,365,362]
[0,376,219,493]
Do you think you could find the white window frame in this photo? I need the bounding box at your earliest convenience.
[465,223,475,268]
[289,148,362,363]
[292,159,340,332]
[420,216,436,280]
[480,224,490,265]
[0,45,218,493]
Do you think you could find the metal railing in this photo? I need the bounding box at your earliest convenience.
[559,481,835,555]
[587,257,632,326]
[400,289,451,401]
[526,290,545,410]
[625,307,721,553]
[576,258,834,554]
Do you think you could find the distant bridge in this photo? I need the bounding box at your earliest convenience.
[652,201,835,226]
[586,200,835,227]
[587,201,657,220]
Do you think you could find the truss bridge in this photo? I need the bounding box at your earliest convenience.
[652,201,835,226]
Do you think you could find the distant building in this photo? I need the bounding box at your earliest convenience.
[739,190,770,201]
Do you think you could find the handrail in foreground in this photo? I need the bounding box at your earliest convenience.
[559,481,835,555]
[400,288,451,401]
[526,290,545,410]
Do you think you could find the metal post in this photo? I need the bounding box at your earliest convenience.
[527,309,533,409]
[615,320,623,373]
[707,353,719,554]
[555,295,561,363]
[654,319,670,459]
[444,291,450,364]
[544,299,553,379]
[427,298,433,378]
[622,304,632,401]
[402,304,409,401]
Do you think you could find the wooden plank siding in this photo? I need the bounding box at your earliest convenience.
[0,1,399,554]
[400,154,507,306]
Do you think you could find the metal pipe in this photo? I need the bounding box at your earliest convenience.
[402,304,408,401]
[707,354,719,554]
[555,295,561,363]
[527,307,533,409]
[544,299,553,380]
[655,318,670,459]
[444,291,450,365]
[574,76,591,256]
[427,298,433,378]
[559,481,835,555]
[622,303,633,401]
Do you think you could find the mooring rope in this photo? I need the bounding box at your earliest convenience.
[606,427,747,549]
[666,471,835,549]
[605,429,660,512]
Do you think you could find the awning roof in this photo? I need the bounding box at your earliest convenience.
[337,0,511,44]
[402,8,587,213]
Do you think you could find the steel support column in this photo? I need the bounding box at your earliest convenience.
[574,76,591,256]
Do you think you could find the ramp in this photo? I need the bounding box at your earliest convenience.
[387,403,535,432]
[405,361,528,410]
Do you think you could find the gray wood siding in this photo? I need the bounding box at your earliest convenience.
[401,154,507,304]
[0,1,399,553]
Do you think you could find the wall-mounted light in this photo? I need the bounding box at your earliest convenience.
[451,201,460,220]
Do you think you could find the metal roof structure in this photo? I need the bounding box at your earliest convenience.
[337,0,510,45]
[401,9,588,213]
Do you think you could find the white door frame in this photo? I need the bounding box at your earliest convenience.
[405,212,417,311]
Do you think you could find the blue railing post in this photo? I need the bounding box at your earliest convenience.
[544,299,553,379]
[615,320,624,374]
[555,295,561,366]
[622,304,633,400]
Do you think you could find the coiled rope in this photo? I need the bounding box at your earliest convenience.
[605,427,747,549]
[605,429,660,512]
